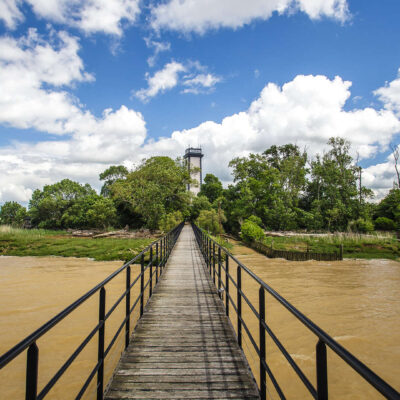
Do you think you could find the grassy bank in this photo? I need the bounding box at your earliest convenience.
[0,226,154,261]
[261,232,400,260]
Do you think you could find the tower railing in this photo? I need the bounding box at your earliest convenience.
[192,223,400,400]
[0,222,184,400]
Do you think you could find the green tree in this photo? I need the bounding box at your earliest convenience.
[61,195,117,229]
[190,195,212,220]
[375,189,400,221]
[199,174,223,203]
[110,157,191,229]
[99,165,128,197]
[0,201,27,226]
[306,138,372,231]
[29,179,96,228]
[196,209,226,235]
[159,211,183,232]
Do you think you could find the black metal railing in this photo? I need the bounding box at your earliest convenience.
[0,222,184,400]
[192,223,400,400]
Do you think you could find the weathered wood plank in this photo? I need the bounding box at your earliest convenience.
[104,225,259,400]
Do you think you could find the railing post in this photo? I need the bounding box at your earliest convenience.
[225,256,229,316]
[237,266,242,348]
[150,247,153,298]
[218,247,222,298]
[316,340,328,400]
[213,242,216,284]
[259,286,266,400]
[156,242,159,284]
[25,342,39,400]
[125,266,131,349]
[97,287,106,400]
[140,254,144,317]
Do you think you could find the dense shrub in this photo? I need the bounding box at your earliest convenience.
[374,217,396,231]
[240,219,264,244]
[159,211,183,232]
[196,209,222,235]
[349,218,374,233]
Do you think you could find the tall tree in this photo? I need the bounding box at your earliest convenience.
[0,201,27,226]
[110,157,191,229]
[199,174,223,203]
[99,165,129,197]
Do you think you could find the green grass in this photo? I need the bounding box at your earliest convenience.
[0,226,154,262]
[261,232,400,260]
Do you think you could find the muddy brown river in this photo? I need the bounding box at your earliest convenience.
[228,244,400,399]
[0,251,399,399]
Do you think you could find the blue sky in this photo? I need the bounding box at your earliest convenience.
[0,0,400,204]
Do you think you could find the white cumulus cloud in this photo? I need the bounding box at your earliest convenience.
[0,0,140,35]
[374,68,400,117]
[150,0,349,34]
[134,61,221,101]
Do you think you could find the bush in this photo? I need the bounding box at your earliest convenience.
[247,215,262,226]
[240,219,264,244]
[349,218,374,233]
[196,209,222,235]
[159,211,183,232]
[374,217,396,231]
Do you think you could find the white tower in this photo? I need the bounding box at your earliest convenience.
[184,147,204,196]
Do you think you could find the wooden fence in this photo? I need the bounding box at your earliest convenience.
[251,241,343,261]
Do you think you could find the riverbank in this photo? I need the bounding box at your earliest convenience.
[261,232,400,260]
[0,226,154,261]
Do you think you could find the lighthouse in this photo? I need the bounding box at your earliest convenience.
[184,147,203,196]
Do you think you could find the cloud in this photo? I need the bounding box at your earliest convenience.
[0,29,147,202]
[0,0,141,35]
[374,68,400,117]
[145,38,171,67]
[134,61,221,101]
[134,61,186,102]
[150,0,350,34]
[0,0,24,29]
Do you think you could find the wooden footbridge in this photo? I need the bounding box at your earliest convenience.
[106,225,258,399]
[0,223,399,400]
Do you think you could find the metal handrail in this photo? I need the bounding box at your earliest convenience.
[192,223,400,400]
[0,222,184,400]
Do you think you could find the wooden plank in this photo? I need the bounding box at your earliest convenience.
[105,225,259,400]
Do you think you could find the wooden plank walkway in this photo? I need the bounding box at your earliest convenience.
[105,225,259,400]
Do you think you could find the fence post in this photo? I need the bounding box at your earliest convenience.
[259,286,266,400]
[97,287,106,400]
[225,256,229,316]
[125,266,131,349]
[208,239,212,274]
[213,242,216,284]
[140,254,144,317]
[218,247,222,299]
[316,340,328,400]
[156,242,159,284]
[237,266,242,348]
[149,247,153,298]
[339,244,343,261]
[25,342,39,400]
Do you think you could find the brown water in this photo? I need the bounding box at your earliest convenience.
[0,256,149,400]
[226,244,400,399]
[1,253,399,400]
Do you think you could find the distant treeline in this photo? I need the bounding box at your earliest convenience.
[0,137,399,236]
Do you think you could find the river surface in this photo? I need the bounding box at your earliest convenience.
[0,253,399,399]
[228,244,400,399]
[0,256,149,400]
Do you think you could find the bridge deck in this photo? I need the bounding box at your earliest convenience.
[105,225,259,399]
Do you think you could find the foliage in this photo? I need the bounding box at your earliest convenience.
[159,211,183,232]
[196,209,225,235]
[375,189,400,222]
[110,157,191,229]
[348,218,374,233]
[190,195,212,220]
[199,174,223,203]
[99,165,128,197]
[374,217,397,231]
[240,218,265,244]
[0,201,27,226]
